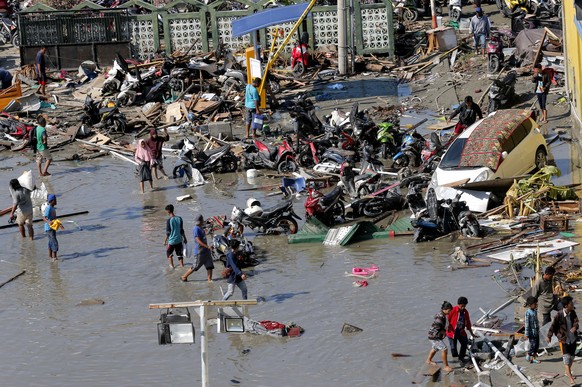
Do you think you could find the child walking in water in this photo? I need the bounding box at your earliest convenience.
[524,296,541,364]
[427,301,454,373]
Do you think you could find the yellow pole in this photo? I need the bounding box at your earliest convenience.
[258,0,317,96]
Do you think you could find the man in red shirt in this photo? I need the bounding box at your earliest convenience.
[446,296,475,364]
[146,128,169,180]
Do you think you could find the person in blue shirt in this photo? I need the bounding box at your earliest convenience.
[181,214,214,282]
[244,77,261,139]
[222,239,248,300]
[163,204,186,269]
[42,194,59,261]
[0,67,13,90]
[524,296,541,364]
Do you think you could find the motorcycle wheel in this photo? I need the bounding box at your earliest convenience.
[11,33,19,47]
[277,159,297,174]
[274,216,299,234]
[403,8,418,22]
[268,79,281,94]
[393,154,409,169]
[330,201,345,220]
[362,199,386,218]
[488,55,501,73]
[297,150,315,168]
[293,62,305,78]
[451,9,461,22]
[487,98,499,115]
[113,119,126,133]
[224,156,239,173]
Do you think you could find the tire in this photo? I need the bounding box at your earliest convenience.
[534,147,547,170]
[403,8,418,22]
[488,55,501,73]
[11,33,19,47]
[274,216,299,234]
[451,9,461,22]
[277,158,297,173]
[362,199,386,217]
[268,79,281,94]
[487,99,499,115]
[223,156,239,173]
[298,150,315,168]
[393,154,409,169]
[293,62,305,78]
[330,201,345,219]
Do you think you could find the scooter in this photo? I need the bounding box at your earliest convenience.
[291,97,324,140]
[411,188,481,242]
[376,122,403,160]
[172,138,239,179]
[0,17,18,46]
[487,33,504,73]
[241,138,297,173]
[211,233,258,268]
[102,53,130,95]
[304,184,345,226]
[487,70,517,114]
[392,129,424,168]
[230,199,301,234]
[529,0,561,19]
[448,0,462,22]
[339,157,381,198]
[79,95,127,134]
[291,40,310,77]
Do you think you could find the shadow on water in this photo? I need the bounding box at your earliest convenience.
[266,291,310,304]
[59,246,127,260]
[98,205,158,220]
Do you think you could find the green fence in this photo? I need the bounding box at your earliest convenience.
[19,0,393,67]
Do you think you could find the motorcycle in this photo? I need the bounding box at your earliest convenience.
[291,40,310,77]
[529,0,561,19]
[211,233,258,268]
[376,122,404,160]
[448,0,462,22]
[79,95,127,134]
[230,198,301,234]
[411,188,481,242]
[0,17,18,46]
[296,136,333,168]
[487,70,517,114]
[291,96,324,141]
[487,33,505,73]
[339,157,381,199]
[497,0,531,18]
[349,188,406,218]
[393,0,419,22]
[304,184,346,226]
[218,68,281,95]
[420,131,451,174]
[392,129,424,168]
[102,53,130,95]
[241,137,297,173]
[171,138,239,181]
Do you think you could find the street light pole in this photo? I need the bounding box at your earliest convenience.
[337,0,348,75]
[200,305,209,387]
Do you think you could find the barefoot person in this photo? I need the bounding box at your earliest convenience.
[446,296,475,364]
[35,46,47,96]
[547,296,579,386]
[134,139,154,193]
[163,204,186,269]
[42,194,61,261]
[36,116,52,177]
[9,179,34,240]
[524,296,541,364]
[222,239,248,300]
[426,301,453,373]
[146,128,169,180]
[181,214,214,282]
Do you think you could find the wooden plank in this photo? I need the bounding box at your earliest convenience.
[425,121,456,131]
[532,29,547,67]
[412,363,441,384]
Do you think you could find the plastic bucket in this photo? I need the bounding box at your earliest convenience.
[436,16,443,27]
[246,169,258,179]
[251,114,264,130]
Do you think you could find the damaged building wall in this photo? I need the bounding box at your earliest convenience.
[564,0,582,130]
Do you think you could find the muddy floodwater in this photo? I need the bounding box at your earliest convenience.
[1,77,580,386]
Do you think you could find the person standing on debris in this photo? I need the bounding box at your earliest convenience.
[532,266,558,325]
[181,214,214,282]
[426,301,454,373]
[533,63,552,124]
[36,116,53,177]
[547,296,579,386]
[446,296,474,364]
[146,128,170,180]
[222,239,248,300]
[524,296,541,364]
[244,77,261,139]
[134,139,154,194]
[0,67,13,90]
[163,204,186,269]
[9,179,34,240]
[469,8,490,57]
[35,46,47,96]
[447,96,483,136]
[43,194,61,261]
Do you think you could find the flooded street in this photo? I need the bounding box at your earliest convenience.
[1,77,580,386]
[0,153,512,386]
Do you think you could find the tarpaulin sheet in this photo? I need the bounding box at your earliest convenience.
[232,3,312,37]
[514,27,562,66]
